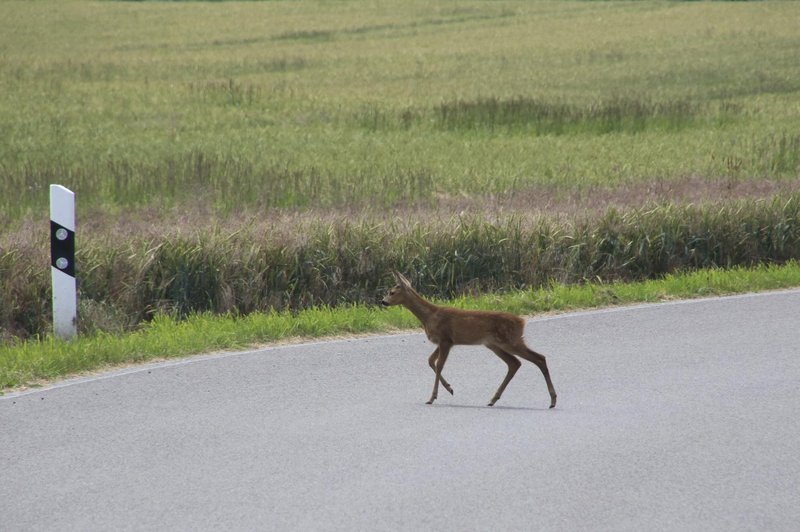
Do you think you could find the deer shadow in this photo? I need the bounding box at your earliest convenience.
[424,402,552,412]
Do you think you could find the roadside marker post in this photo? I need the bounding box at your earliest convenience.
[50,185,77,340]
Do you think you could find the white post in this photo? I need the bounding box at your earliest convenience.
[50,185,77,340]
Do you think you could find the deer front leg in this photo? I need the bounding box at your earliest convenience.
[427,342,452,404]
[428,348,453,396]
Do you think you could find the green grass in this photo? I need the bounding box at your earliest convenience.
[2,1,800,380]
[1,1,799,219]
[430,96,734,135]
[3,261,799,392]
[3,195,800,341]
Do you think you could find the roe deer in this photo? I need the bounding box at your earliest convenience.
[381,271,557,408]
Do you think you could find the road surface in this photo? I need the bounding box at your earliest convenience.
[2,290,799,531]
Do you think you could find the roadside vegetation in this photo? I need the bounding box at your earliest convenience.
[3,261,800,391]
[3,195,800,341]
[1,1,799,387]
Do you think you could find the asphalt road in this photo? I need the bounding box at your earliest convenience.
[2,290,799,531]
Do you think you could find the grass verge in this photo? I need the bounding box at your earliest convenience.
[3,261,799,393]
[5,194,800,341]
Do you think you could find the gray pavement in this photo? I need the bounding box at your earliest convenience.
[2,290,800,531]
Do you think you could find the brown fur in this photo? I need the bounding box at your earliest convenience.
[382,271,557,408]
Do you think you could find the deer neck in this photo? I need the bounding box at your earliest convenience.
[402,289,439,326]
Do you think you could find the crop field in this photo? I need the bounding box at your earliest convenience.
[1,0,800,343]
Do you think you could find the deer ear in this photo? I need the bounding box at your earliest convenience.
[396,272,412,287]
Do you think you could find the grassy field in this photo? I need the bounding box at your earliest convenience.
[1,0,799,219]
[1,1,800,364]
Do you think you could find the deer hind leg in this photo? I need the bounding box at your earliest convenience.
[505,341,558,409]
[427,342,452,405]
[486,346,522,407]
[428,348,453,396]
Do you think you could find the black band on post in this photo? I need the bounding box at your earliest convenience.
[50,220,76,278]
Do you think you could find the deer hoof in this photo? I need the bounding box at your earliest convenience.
[445,385,454,395]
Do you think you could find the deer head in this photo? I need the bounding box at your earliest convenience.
[381,271,413,307]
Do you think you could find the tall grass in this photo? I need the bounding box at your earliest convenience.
[2,1,800,346]
[1,1,799,219]
[753,133,800,177]
[3,196,800,342]
[4,261,800,391]
[357,96,742,135]
[431,96,726,135]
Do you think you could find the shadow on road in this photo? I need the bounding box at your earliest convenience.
[422,403,552,412]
